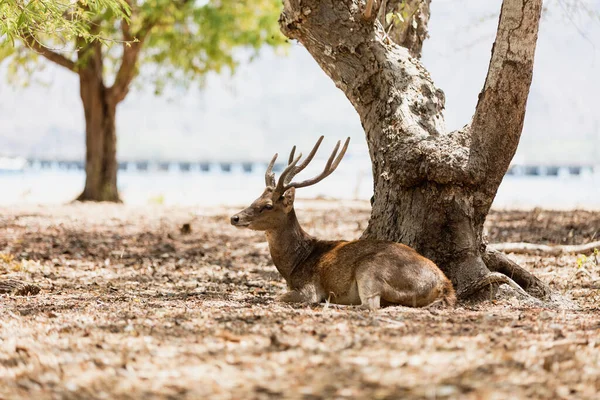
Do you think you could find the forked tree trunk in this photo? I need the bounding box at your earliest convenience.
[280,0,545,299]
[77,68,120,202]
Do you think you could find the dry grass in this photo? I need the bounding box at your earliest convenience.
[1,202,599,399]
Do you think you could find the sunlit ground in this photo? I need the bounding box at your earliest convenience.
[1,204,599,399]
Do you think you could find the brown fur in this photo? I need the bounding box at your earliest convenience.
[231,187,455,309]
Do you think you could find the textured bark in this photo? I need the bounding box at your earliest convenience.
[469,0,543,225]
[280,0,543,299]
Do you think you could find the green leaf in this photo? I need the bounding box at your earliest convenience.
[386,12,394,25]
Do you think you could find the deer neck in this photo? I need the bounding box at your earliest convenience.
[265,209,314,282]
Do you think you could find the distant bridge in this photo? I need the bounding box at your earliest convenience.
[24,159,283,174]
[0,157,598,177]
[506,164,597,177]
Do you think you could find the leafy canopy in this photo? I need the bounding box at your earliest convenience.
[0,0,285,92]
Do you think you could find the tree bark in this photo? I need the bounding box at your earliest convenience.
[280,0,543,299]
[76,43,120,202]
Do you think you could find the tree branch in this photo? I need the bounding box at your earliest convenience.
[363,0,377,20]
[108,0,194,103]
[21,33,76,72]
[469,0,543,186]
[108,13,155,104]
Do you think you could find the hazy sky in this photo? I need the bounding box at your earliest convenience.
[1,0,599,163]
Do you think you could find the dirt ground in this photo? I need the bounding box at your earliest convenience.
[1,201,599,400]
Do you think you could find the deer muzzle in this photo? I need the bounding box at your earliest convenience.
[230,212,250,228]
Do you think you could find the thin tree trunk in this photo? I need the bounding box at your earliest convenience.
[76,43,120,203]
[280,0,543,300]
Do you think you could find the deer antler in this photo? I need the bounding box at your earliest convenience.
[274,152,302,194]
[271,136,350,197]
[265,153,278,187]
[284,136,324,185]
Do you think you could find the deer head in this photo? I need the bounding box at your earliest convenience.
[230,136,350,231]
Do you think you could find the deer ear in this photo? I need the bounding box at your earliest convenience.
[281,187,295,212]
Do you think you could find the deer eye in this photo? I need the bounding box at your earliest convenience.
[262,204,273,212]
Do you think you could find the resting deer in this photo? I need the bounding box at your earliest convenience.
[230,137,456,309]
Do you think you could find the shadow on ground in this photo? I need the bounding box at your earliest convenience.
[1,203,599,399]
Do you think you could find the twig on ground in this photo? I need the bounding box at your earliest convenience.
[489,241,600,256]
[0,279,41,296]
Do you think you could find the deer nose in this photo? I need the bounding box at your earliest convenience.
[231,215,240,225]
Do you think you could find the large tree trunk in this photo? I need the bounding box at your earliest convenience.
[280,0,545,299]
[76,45,120,202]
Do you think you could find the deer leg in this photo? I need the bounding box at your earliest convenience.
[357,276,382,310]
[358,294,381,311]
[367,295,381,310]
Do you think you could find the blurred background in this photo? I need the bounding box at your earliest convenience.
[1,0,599,208]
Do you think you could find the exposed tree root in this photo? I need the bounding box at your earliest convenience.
[453,249,578,309]
[457,272,509,301]
[458,271,548,306]
[483,249,551,300]
[489,241,600,256]
[457,247,555,304]
[0,279,41,296]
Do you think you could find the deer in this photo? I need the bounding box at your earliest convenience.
[230,136,456,310]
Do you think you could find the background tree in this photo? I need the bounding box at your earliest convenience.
[279,0,548,300]
[0,0,284,202]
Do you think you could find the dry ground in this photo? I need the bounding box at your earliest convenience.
[1,202,599,399]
